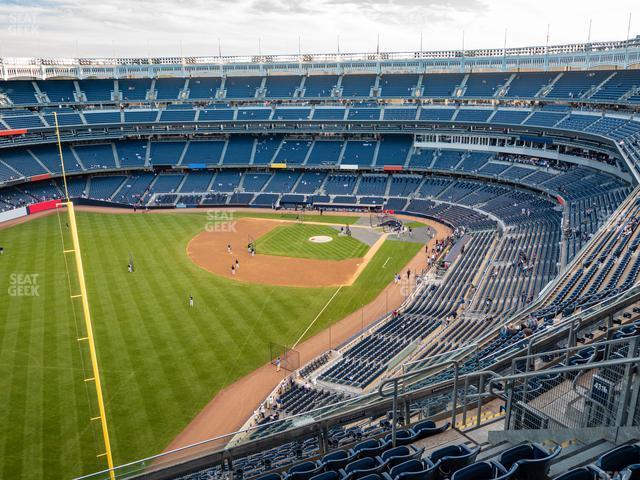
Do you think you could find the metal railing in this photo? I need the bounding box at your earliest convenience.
[2,36,639,73]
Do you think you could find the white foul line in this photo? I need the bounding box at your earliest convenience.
[292,285,343,350]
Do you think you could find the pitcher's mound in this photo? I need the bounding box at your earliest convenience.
[309,235,333,244]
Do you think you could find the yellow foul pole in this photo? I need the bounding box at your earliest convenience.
[54,112,116,480]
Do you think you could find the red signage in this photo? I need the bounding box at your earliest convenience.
[28,199,63,214]
[30,173,52,182]
[0,129,28,137]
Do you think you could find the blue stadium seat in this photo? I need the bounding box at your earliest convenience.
[451,461,515,480]
[384,458,436,480]
[118,79,152,101]
[225,76,262,99]
[595,444,640,476]
[410,420,450,440]
[551,466,606,480]
[429,444,479,478]
[187,77,222,99]
[497,443,561,479]
[377,446,424,469]
[320,450,356,471]
[341,457,386,480]
[304,75,338,97]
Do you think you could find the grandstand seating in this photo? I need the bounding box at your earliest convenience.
[254,137,282,164]
[462,73,511,98]
[187,77,222,100]
[378,74,419,98]
[274,140,312,165]
[340,75,376,97]
[0,80,39,105]
[224,137,255,165]
[225,76,262,99]
[183,141,225,165]
[115,141,148,167]
[37,80,77,103]
[544,71,612,100]
[265,76,302,98]
[303,75,339,98]
[3,58,640,480]
[422,73,464,98]
[154,78,186,100]
[118,79,152,101]
[504,72,556,98]
[341,141,377,166]
[149,142,186,166]
[78,79,114,102]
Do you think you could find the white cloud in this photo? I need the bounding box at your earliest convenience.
[0,0,637,58]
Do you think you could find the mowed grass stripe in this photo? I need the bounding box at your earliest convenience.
[255,224,369,260]
[0,212,421,479]
[236,212,360,225]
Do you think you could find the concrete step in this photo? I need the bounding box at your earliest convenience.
[549,439,616,476]
[476,441,511,461]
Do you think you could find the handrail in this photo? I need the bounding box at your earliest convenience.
[378,359,460,447]
[487,355,640,395]
[402,343,477,372]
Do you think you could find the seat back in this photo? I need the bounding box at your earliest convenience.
[451,461,504,480]
[389,459,425,477]
[345,457,377,474]
[356,442,388,459]
[395,461,436,480]
[255,474,282,480]
[322,450,351,471]
[552,466,600,480]
[353,439,379,454]
[596,444,640,473]
[413,420,436,431]
[499,444,535,470]
[309,472,339,480]
[288,461,320,480]
[381,446,410,462]
[430,445,463,464]
[432,445,479,477]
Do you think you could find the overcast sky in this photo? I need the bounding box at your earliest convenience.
[0,0,638,59]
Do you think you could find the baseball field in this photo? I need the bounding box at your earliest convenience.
[0,209,430,480]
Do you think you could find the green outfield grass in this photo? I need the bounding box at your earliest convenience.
[403,220,428,229]
[0,211,421,480]
[236,212,361,225]
[255,224,369,260]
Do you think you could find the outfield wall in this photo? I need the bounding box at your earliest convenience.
[0,206,28,224]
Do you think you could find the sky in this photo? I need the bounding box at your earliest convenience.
[0,0,638,59]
